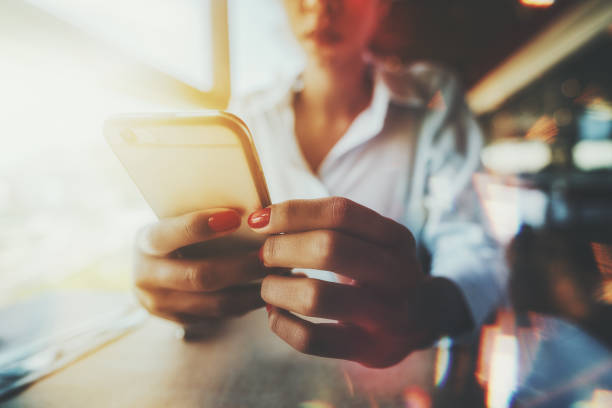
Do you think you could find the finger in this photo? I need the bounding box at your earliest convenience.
[267,308,407,368]
[248,197,414,248]
[267,307,366,361]
[138,209,241,256]
[260,230,419,288]
[134,284,264,319]
[261,276,397,331]
[134,251,267,292]
[134,288,206,325]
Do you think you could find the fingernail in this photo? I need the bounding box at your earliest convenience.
[266,304,272,314]
[208,210,241,232]
[258,245,266,265]
[248,207,271,229]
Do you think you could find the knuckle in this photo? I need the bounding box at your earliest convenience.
[186,263,217,291]
[170,314,196,326]
[388,222,417,250]
[138,292,163,314]
[267,313,320,355]
[328,196,352,227]
[400,227,417,249]
[183,212,209,241]
[147,300,164,315]
[207,297,224,318]
[136,224,161,255]
[260,276,274,301]
[134,288,148,308]
[184,265,202,290]
[299,280,323,316]
[293,326,317,354]
[133,254,164,290]
[268,309,282,334]
[282,200,300,224]
[268,309,278,329]
[132,257,148,287]
[262,237,280,265]
[134,275,147,289]
[315,230,338,266]
[209,296,231,318]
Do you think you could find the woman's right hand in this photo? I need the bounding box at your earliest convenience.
[133,209,268,325]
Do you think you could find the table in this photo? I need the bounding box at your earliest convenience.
[2,309,472,408]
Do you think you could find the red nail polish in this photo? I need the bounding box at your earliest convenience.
[208,211,241,232]
[248,207,271,229]
[266,304,272,314]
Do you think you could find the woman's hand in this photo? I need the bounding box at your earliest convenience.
[249,197,473,368]
[133,209,268,325]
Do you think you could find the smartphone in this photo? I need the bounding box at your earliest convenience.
[104,111,271,250]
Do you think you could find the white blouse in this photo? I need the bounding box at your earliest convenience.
[230,63,508,330]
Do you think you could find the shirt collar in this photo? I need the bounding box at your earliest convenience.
[278,67,430,175]
[310,75,390,174]
[317,73,392,175]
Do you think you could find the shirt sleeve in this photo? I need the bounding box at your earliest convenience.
[423,167,509,330]
[404,64,509,330]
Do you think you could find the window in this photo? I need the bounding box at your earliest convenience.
[0,0,299,304]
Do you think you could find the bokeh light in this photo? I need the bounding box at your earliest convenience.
[520,0,555,8]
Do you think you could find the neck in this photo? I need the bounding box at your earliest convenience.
[299,53,372,116]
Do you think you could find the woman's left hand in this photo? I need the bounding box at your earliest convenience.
[248,197,472,368]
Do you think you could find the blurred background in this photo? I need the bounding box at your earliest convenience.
[0,0,304,305]
[1,0,612,406]
[0,0,592,306]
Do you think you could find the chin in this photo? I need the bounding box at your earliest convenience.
[304,40,359,61]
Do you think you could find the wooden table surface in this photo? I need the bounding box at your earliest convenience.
[2,309,440,408]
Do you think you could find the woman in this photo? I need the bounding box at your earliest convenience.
[133,0,505,368]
